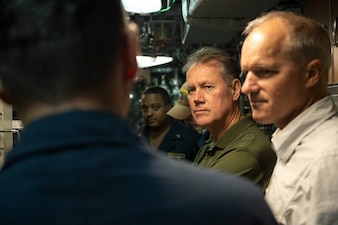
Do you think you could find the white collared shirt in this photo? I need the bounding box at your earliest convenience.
[266,96,338,225]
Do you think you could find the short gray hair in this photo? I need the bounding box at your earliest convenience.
[183,46,240,85]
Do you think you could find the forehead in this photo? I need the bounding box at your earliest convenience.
[241,23,289,67]
[141,93,164,104]
[187,62,224,83]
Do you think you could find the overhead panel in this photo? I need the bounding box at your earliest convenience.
[181,0,281,45]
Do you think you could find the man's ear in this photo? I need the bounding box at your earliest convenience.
[231,78,241,101]
[305,59,322,88]
[123,22,139,81]
[0,80,11,105]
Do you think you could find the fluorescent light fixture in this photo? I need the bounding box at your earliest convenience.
[136,56,173,68]
[121,0,162,14]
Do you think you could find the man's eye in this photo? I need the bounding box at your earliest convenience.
[204,85,213,90]
[141,107,148,113]
[188,88,195,95]
[151,105,161,111]
[257,70,274,77]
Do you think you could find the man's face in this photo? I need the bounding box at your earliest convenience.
[141,93,170,128]
[186,62,236,130]
[240,20,308,129]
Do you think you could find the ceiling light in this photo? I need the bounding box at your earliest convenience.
[136,56,173,68]
[121,0,162,14]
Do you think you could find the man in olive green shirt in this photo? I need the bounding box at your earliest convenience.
[193,115,275,190]
[185,47,276,191]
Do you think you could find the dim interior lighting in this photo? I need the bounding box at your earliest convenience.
[136,56,173,68]
[121,0,162,14]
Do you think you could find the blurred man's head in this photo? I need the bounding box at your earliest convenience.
[0,0,138,123]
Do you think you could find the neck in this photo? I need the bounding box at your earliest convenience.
[208,108,243,142]
[277,88,329,130]
[19,95,125,126]
[148,117,172,137]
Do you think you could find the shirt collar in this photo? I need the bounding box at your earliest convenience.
[215,115,255,149]
[272,96,337,163]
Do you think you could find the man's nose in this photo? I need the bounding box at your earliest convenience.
[241,72,259,94]
[147,109,154,116]
[193,89,204,104]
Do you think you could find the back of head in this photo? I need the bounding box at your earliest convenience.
[0,0,124,110]
[243,11,331,80]
[183,46,240,85]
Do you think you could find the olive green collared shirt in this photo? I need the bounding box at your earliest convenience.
[193,115,276,190]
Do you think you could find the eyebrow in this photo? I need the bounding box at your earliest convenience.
[141,103,162,107]
[188,80,210,88]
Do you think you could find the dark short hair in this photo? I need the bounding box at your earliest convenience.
[0,0,124,109]
[183,46,240,85]
[142,86,172,106]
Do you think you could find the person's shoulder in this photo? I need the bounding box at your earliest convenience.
[162,161,276,224]
[171,120,201,135]
[171,119,188,128]
[304,114,338,153]
[233,115,271,142]
[245,119,273,142]
[319,113,338,131]
[164,158,259,194]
